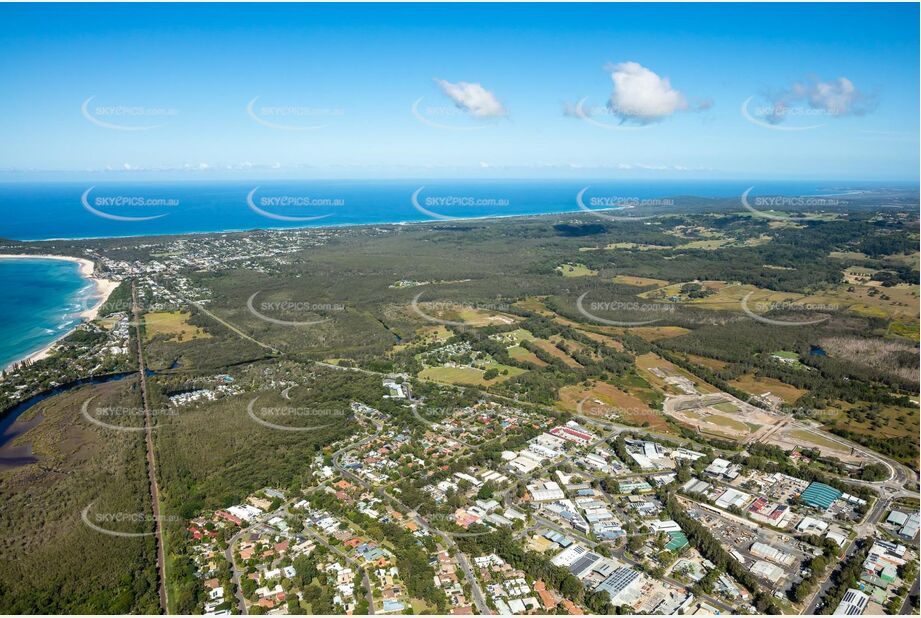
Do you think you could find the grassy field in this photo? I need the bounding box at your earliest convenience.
[604,242,670,250]
[712,402,739,413]
[829,251,868,261]
[612,275,669,287]
[786,429,849,453]
[557,381,670,433]
[675,238,733,250]
[843,266,879,285]
[506,328,537,343]
[639,278,919,325]
[636,352,719,395]
[144,311,211,343]
[640,281,791,310]
[884,251,920,267]
[629,325,691,342]
[513,296,555,317]
[830,283,920,324]
[729,373,807,403]
[556,263,598,277]
[706,414,752,433]
[419,363,526,386]
[888,321,920,340]
[531,338,582,368]
[831,250,919,269]
[392,324,452,353]
[508,345,547,366]
[685,354,729,371]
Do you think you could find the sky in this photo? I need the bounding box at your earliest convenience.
[0,3,918,181]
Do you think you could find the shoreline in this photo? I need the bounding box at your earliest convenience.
[0,254,119,371]
[5,182,900,243]
[9,179,904,242]
[16,205,635,243]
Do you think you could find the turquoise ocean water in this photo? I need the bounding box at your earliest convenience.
[0,259,97,370]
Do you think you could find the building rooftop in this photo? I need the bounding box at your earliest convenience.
[800,482,842,510]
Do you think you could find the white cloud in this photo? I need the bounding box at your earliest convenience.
[562,100,586,118]
[435,79,507,118]
[763,76,875,124]
[606,62,688,123]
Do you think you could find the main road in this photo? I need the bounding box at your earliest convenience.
[132,282,169,614]
[171,286,918,616]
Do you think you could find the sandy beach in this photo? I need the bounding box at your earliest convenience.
[0,254,119,370]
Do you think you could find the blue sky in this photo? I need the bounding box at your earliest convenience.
[0,3,917,180]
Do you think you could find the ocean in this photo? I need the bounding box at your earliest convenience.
[0,179,913,369]
[0,179,911,241]
[0,258,96,370]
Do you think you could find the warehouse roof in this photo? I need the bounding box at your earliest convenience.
[800,482,842,510]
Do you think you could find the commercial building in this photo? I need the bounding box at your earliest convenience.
[527,480,565,502]
[550,422,595,445]
[596,567,645,607]
[715,488,751,510]
[750,542,796,566]
[705,457,740,480]
[832,589,869,615]
[551,544,589,568]
[751,560,784,584]
[799,482,842,510]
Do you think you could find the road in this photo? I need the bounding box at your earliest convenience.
[178,287,916,502]
[455,551,490,614]
[301,527,375,614]
[224,529,249,614]
[803,488,897,615]
[132,282,169,614]
[187,298,281,355]
[899,573,919,615]
[173,287,919,616]
[224,491,375,615]
[804,538,864,615]
[410,402,474,449]
[331,410,491,615]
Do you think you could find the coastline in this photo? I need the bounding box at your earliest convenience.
[0,254,119,371]
[19,206,623,243]
[3,180,908,243]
